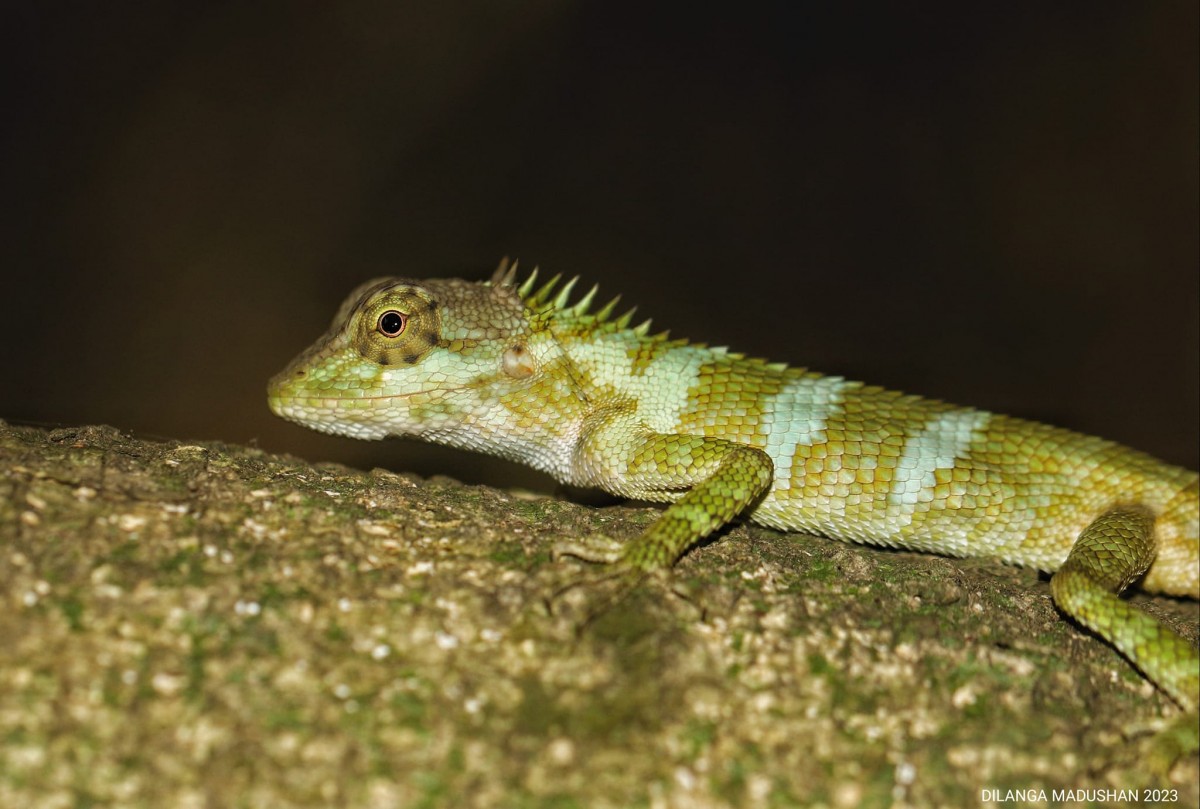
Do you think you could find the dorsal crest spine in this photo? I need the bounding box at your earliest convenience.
[505,262,638,331]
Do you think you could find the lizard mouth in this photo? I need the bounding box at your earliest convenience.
[268,378,465,408]
[267,369,470,434]
[266,387,395,440]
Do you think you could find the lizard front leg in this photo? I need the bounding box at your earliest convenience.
[556,408,774,571]
[1049,507,1200,765]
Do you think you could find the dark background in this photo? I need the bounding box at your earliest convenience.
[4,3,1197,491]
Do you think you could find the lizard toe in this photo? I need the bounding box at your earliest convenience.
[551,534,626,564]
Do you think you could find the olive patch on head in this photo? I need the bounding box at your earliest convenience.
[355,286,441,366]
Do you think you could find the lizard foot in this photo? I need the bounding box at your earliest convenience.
[1143,711,1200,780]
[548,536,661,628]
[1109,710,1200,785]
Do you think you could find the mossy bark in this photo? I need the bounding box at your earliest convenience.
[1,421,1195,807]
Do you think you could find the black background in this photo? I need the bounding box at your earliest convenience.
[4,3,1196,490]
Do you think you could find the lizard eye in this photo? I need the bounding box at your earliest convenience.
[357,288,438,365]
[377,310,408,337]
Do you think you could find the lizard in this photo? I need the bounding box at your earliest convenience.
[268,259,1198,763]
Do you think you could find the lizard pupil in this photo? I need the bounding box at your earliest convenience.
[378,311,407,337]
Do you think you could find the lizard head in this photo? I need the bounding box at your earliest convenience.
[268,273,540,441]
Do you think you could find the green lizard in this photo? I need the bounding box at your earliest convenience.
[268,260,1198,761]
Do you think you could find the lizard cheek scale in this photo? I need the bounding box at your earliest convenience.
[268,258,1199,764]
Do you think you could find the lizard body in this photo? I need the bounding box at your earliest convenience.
[268,261,1198,755]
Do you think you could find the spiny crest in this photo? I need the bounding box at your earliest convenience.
[488,256,519,287]
[488,258,790,371]
[500,260,644,331]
